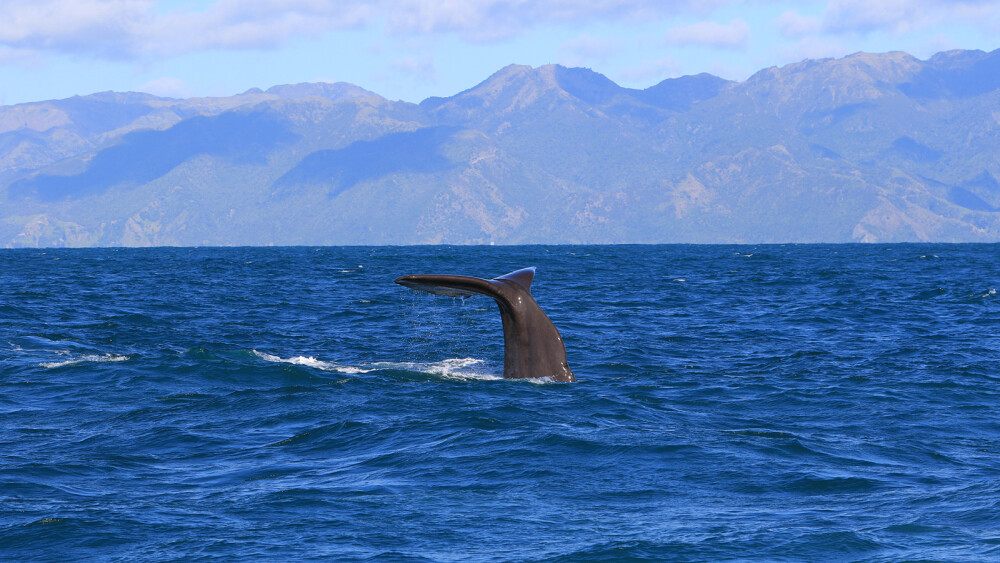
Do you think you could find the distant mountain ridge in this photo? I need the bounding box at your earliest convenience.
[2,48,1000,246]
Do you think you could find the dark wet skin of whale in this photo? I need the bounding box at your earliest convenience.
[394,267,575,382]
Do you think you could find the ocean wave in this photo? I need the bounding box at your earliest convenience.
[373,358,502,381]
[252,351,505,381]
[252,350,374,374]
[40,354,131,369]
[372,358,558,383]
[7,245,1000,561]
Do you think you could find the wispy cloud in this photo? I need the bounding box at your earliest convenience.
[821,0,1000,35]
[663,19,750,49]
[3,0,998,89]
[390,55,438,82]
[0,0,151,58]
[136,76,191,98]
[822,0,915,34]
[775,36,849,63]
[144,1,373,53]
[0,0,724,59]
[560,34,622,66]
[774,10,822,38]
[617,56,683,83]
[0,44,43,65]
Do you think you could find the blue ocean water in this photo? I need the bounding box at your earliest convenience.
[2,244,999,561]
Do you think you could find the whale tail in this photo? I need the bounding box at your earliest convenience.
[395,267,575,382]
[395,266,535,299]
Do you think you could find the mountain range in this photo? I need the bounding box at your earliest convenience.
[2,48,1000,246]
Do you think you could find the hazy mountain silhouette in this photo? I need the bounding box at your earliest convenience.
[2,49,1000,246]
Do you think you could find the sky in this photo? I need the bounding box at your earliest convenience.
[1,0,999,106]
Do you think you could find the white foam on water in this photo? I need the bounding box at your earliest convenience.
[253,351,504,380]
[366,358,556,383]
[389,358,501,381]
[40,354,130,369]
[252,350,376,374]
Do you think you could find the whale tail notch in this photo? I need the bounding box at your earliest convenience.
[494,266,535,292]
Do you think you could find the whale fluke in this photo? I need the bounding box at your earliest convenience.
[395,267,575,382]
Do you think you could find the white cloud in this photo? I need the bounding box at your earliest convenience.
[821,0,1000,35]
[0,0,730,59]
[775,10,822,38]
[391,56,438,82]
[0,43,43,65]
[3,0,997,69]
[663,19,750,49]
[0,0,151,57]
[560,34,622,60]
[381,0,724,40]
[144,1,374,53]
[136,76,191,97]
[822,0,914,34]
[617,56,683,83]
[775,36,849,62]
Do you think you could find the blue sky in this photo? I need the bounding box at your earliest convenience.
[1,0,999,105]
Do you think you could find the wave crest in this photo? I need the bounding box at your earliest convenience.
[252,351,500,380]
[252,350,373,374]
[40,354,131,369]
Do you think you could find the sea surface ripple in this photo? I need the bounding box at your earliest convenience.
[2,245,999,561]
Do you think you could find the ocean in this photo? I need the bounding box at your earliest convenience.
[2,244,999,561]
